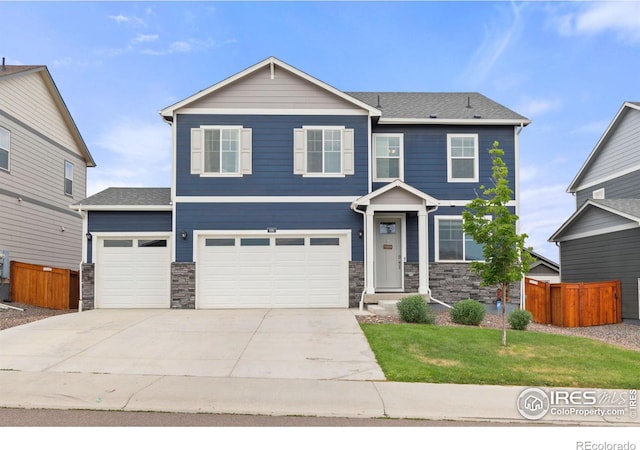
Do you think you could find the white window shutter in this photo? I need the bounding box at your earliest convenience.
[240,128,252,175]
[342,128,355,175]
[293,128,306,174]
[190,128,203,174]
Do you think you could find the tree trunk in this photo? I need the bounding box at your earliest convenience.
[501,282,508,346]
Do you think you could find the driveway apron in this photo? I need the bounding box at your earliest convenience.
[0,309,385,381]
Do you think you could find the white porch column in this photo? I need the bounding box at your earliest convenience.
[418,208,429,295]
[365,209,375,294]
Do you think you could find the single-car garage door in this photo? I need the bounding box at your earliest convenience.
[196,232,350,308]
[94,236,171,308]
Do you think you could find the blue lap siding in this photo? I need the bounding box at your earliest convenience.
[87,211,172,263]
[175,202,363,262]
[176,114,369,197]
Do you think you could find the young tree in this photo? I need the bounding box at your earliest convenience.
[462,141,534,346]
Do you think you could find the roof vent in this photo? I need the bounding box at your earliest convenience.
[1,57,5,71]
[376,95,382,109]
[473,114,482,119]
[429,114,438,118]
[466,96,472,108]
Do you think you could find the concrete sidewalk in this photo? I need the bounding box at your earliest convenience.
[0,371,637,425]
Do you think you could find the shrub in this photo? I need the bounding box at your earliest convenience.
[508,309,533,331]
[396,295,435,324]
[450,299,486,326]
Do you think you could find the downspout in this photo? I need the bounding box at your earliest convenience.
[515,123,525,309]
[351,202,368,311]
[423,204,453,309]
[75,204,87,313]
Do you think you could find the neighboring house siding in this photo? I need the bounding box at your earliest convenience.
[576,169,640,206]
[87,211,172,263]
[175,114,369,196]
[559,207,636,239]
[560,227,640,320]
[189,64,358,110]
[0,71,88,270]
[175,202,362,262]
[371,125,516,199]
[576,108,640,190]
[0,71,79,152]
[0,195,82,270]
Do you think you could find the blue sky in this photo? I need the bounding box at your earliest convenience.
[3,1,640,261]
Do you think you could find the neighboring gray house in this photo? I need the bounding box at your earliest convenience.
[0,63,95,278]
[527,251,559,284]
[550,101,640,321]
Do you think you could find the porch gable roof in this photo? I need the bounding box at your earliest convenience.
[351,180,439,210]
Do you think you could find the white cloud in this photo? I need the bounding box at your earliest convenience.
[133,34,159,44]
[571,119,611,135]
[108,14,145,26]
[87,119,172,195]
[553,2,640,44]
[460,3,525,85]
[516,97,563,118]
[140,37,217,56]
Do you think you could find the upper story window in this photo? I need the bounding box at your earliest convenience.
[373,134,403,181]
[293,127,354,177]
[205,128,239,174]
[447,134,478,182]
[190,126,252,177]
[0,127,9,171]
[64,161,73,196]
[435,216,484,262]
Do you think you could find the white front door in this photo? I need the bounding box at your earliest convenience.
[375,217,403,291]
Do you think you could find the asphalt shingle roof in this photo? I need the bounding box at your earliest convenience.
[77,187,171,207]
[347,92,529,122]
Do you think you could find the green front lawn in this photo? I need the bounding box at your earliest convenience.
[360,324,640,389]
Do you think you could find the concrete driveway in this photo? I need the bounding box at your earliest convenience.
[0,309,385,381]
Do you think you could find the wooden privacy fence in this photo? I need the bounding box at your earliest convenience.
[9,261,79,310]
[524,277,621,327]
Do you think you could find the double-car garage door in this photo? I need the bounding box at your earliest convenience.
[196,232,349,309]
[93,231,349,309]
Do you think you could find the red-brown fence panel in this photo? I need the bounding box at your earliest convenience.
[9,261,78,310]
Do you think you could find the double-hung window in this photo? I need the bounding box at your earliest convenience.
[190,126,252,176]
[447,134,478,182]
[293,127,354,176]
[435,216,484,262]
[0,127,9,171]
[204,127,240,174]
[373,134,403,181]
[64,161,73,196]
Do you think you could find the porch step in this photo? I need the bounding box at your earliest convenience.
[364,293,418,304]
[367,300,400,317]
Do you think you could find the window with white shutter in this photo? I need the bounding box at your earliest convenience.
[191,126,252,176]
[292,127,354,176]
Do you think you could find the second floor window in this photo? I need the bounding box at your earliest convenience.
[293,127,355,177]
[204,128,239,174]
[447,134,478,182]
[0,127,9,171]
[307,128,342,174]
[373,134,403,181]
[64,161,73,196]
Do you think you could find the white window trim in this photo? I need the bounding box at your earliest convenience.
[373,133,404,182]
[447,133,479,183]
[64,161,73,197]
[201,125,243,176]
[0,126,10,172]
[302,125,346,177]
[434,215,486,263]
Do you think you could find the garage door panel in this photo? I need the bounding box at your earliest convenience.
[96,237,170,309]
[197,233,348,309]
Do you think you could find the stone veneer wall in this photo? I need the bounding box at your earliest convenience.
[81,263,95,310]
[171,262,196,309]
[348,261,364,308]
[428,262,520,304]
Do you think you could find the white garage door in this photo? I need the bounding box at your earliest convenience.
[95,236,171,308]
[197,232,349,309]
